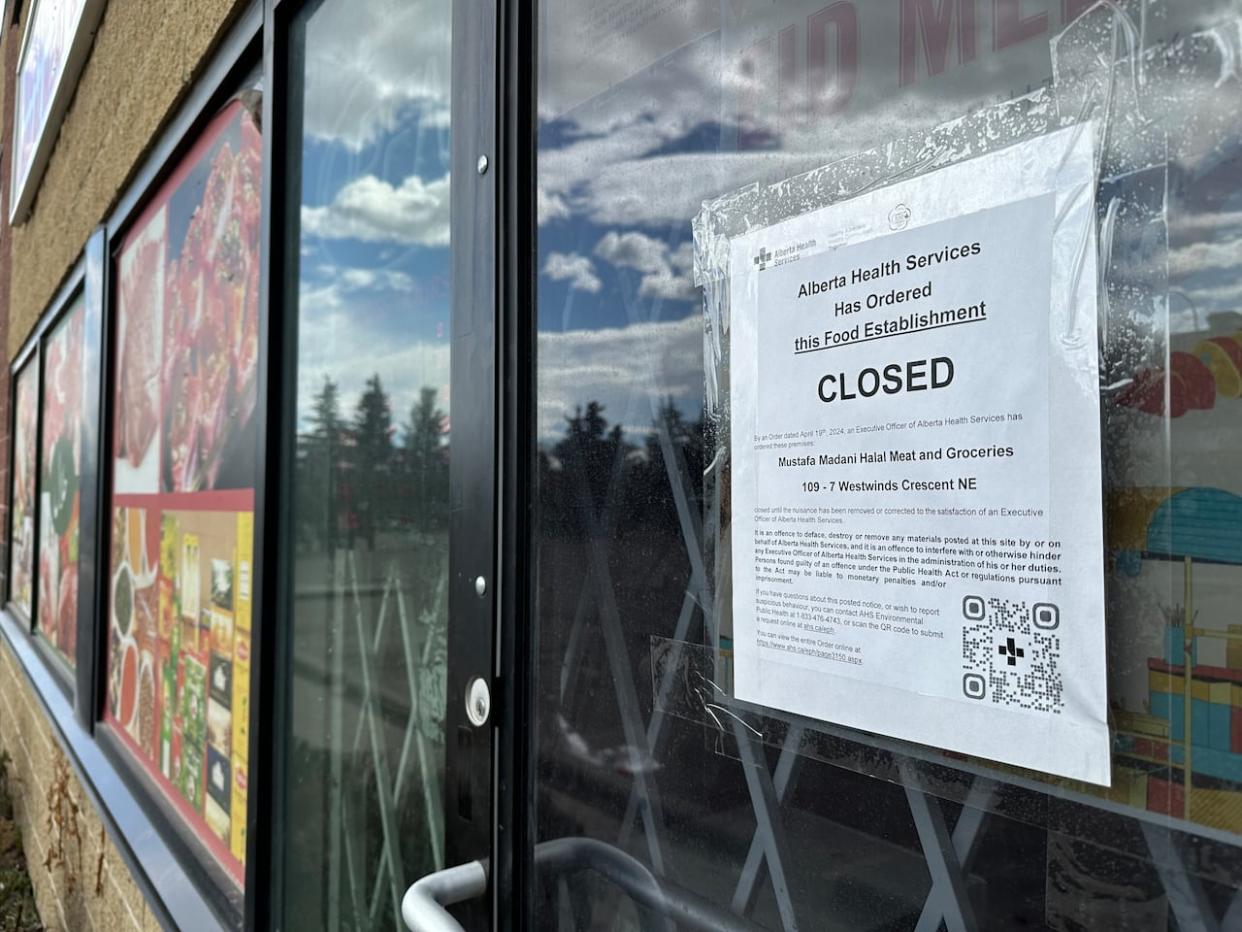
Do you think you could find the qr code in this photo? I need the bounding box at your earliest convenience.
[960,596,1063,713]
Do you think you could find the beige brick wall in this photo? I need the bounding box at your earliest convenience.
[7,0,250,358]
[0,639,165,931]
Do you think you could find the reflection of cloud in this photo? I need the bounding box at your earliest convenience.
[544,252,602,293]
[594,232,696,300]
[303,0,450,152]
[538,188,571,224]
[302,173,450,246]
[537,1,1235,239]
[1170,210,1242,239]
[1169,227,1242,330]
[594,230,669,274]
[297,301,451,431]
[319,265,416,292]
[1170,238,1242,278]
[540,0,721,118]
[1181,281,1242,308]
[537,316,701,440]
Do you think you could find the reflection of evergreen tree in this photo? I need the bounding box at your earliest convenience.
[540,398,705,537]
[295,383,710,551]
[537,398,708,742]
[402,387,449,530]
[353,373,396,548]
[553,401,631,525]
[294,377,452,551]
[297,376,344,551]
[626,397,705,529]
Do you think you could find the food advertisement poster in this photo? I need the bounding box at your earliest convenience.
[9,364,39,620]
[11,0,103,222]
[37,298,85,664]
[106,100,260,884]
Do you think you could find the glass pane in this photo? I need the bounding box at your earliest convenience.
[37,298,85,667]
[534,1,1242,929]
[9,362,38,621]
[279,0,453,927]
[106,99,262,896]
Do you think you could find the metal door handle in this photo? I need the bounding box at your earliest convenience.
[401,860,487,932]
[402,839,759,931]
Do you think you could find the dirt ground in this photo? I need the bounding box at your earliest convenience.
[0,753,42,932]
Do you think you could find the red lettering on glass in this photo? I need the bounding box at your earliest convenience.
[1063,0,1095,23]
[807,2,859,115]
[780,24,797,125]
[993,0,1048,51]
[738,36,775,149]
[900,0,978,86]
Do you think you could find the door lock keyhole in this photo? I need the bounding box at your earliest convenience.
[465,677,491,727]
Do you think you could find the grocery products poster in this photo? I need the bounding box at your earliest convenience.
[105,100,260,883]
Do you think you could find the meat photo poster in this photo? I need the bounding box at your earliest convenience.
[38,298,85,665]
[106,100,260,882]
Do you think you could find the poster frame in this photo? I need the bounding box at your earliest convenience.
[5,350,38,627]
[9,0,106,224]
[30,266,85,696]
[6,252,86,700]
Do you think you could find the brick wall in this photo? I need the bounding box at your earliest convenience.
[0,642,162,931]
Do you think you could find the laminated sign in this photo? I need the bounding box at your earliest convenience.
[714,124,1110,784]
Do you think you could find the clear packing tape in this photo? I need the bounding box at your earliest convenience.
[673,0,1242,881]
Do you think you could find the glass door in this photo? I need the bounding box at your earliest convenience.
[526,1,1242,930]
[272,0,496,929]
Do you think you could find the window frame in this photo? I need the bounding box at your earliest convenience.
[27,260,88,699]
[6,247,97,711]
[6,329,40,630]
[259,0,503,928]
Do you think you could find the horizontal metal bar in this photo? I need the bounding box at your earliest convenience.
[402,861,488,932]
[535,837,762,932]
[402,838,767,932]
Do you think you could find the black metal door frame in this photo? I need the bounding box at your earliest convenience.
[257,0,501,928]
[493,0,537,928]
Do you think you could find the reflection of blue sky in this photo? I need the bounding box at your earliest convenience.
[1167,156,1242,335]
[294,0,453,435]
[534,36,723,443]
[289,0,1242,445]
[534,2,1242,444]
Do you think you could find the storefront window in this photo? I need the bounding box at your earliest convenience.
[105,98,261,888]
[279,0,453,926]
[36,298,85,666]
[534,1,1242,928]
[9,362,38,621]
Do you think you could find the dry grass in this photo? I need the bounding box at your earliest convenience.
[0,752,42,932]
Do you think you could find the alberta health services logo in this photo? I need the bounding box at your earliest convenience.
[752,238,816,272]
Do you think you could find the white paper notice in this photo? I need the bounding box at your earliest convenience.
[727,126,1110,785]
